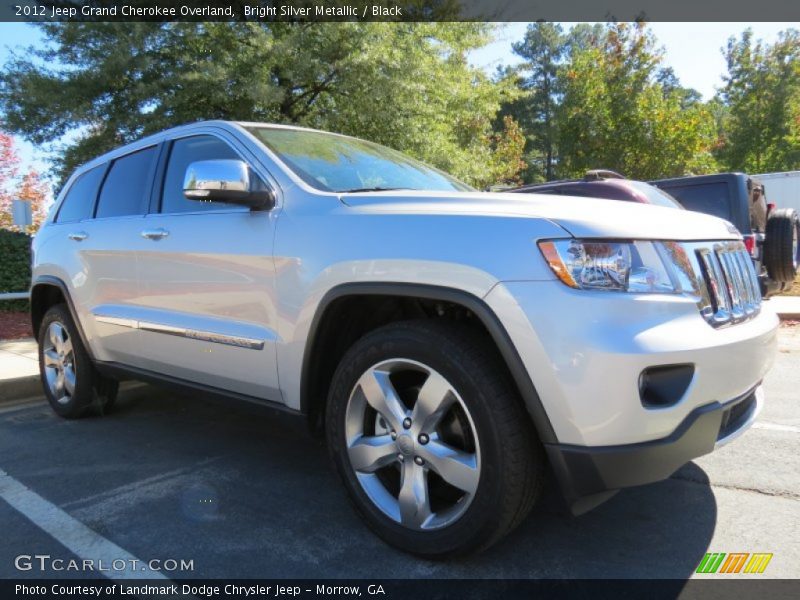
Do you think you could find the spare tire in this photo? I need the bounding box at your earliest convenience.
[764,208,800,283]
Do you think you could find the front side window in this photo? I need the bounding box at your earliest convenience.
[161,135,241,214]
[246,127,473,193]
[56,165,106,223]
[96,146,157,218]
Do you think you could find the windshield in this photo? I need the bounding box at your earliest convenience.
[246,126,473,193]
[627,180,684,209]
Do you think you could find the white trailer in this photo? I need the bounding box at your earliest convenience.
[753,171,800,213]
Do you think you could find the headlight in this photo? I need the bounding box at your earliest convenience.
[538,239,676,293]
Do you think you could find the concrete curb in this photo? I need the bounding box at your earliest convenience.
[0,337,41,405]
[0,375,42,405]
[768,296,800,321]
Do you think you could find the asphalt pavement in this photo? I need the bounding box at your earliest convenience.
[0,327,798,580]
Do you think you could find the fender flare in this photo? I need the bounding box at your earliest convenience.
[30,275,96,361]
[300,282,557,444]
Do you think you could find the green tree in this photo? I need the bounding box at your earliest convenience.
[507,22,566,181]
[555,22,717,179]
[715,29,800,172]
[0,22,522,188]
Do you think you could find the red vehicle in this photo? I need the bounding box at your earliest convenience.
[508,169,684,210]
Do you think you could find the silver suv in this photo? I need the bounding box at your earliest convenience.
[32,121,778,557]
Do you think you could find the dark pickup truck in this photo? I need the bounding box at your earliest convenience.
[652,173,799,297]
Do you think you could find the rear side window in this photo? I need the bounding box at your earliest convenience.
[95,146,158,219]
[660,182,732,221]
[161,135,240,214]
[56,165,106,223]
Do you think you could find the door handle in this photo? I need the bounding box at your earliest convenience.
[141,228,169,241]
[68,231,88,242]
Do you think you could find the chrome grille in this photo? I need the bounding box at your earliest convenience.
[695,242,761,327]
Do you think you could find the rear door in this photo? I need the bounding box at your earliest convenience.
[133,133,282,402]
[60,146,159,364]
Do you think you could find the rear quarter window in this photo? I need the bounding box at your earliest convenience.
[95,146,158,219]
[56,165,106,223]
[658,182,733,221]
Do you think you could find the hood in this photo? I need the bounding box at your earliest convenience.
[340,190,741,241]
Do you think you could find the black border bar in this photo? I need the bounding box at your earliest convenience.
[2,1,800,22]
[4,579,800,600]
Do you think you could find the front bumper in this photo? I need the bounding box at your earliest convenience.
[483,279,777,513]
[484,281,778,447]
[546,385,763,514]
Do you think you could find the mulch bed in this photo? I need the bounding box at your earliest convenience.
[0,311,33,340]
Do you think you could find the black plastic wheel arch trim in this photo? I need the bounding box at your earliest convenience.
[30,275,96,361]
[300,282,558,444]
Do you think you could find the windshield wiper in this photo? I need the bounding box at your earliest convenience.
[340,187,409,193]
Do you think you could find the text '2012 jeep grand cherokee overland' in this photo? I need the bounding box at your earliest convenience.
[31,122,778,557]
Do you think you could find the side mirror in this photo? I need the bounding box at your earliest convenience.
[183,160,275,210]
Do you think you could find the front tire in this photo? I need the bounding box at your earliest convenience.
[326,320,544,557]
[38,304,118,419]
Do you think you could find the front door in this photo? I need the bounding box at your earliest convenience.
[132,134,282,402]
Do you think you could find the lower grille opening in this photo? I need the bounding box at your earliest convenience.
[638,364,695,408]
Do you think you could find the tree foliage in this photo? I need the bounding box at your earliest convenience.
[556,23,718,179]
[715,29,800,173]
[0,131,50,233]
[0,22,523,189]
[508,22,566,181]
[504,22,717,182]
[5,21,800,191]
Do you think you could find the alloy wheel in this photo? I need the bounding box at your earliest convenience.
[42,321,76,405]
[344,359,481,530]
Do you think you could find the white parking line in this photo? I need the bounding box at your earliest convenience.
[753,421,800,434]
[0,468,168,580]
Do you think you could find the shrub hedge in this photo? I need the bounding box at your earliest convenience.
[0,229,32,312]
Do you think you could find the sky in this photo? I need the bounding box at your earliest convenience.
[0,21,797,175]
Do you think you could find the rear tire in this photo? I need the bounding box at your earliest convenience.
[38,304,118,419]
[764,208,800,283]
[325,320,544,558]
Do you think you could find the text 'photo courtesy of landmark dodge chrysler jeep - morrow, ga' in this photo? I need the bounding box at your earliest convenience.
[31,122,778,557]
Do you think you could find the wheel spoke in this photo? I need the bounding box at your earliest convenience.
[356,368,407,430]
[420,440,479,495]
[49,323,64,352]
[54,371,66,398]
[62,335,73,360]
[347,435,397,473]
[43,349,61,368]
[63,367,76,396]
[398,462,431,528]
[411,370,454,432]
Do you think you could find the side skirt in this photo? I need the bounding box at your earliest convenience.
[94,360,305,424]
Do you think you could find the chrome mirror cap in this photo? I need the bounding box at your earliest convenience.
[183,159,274,209]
